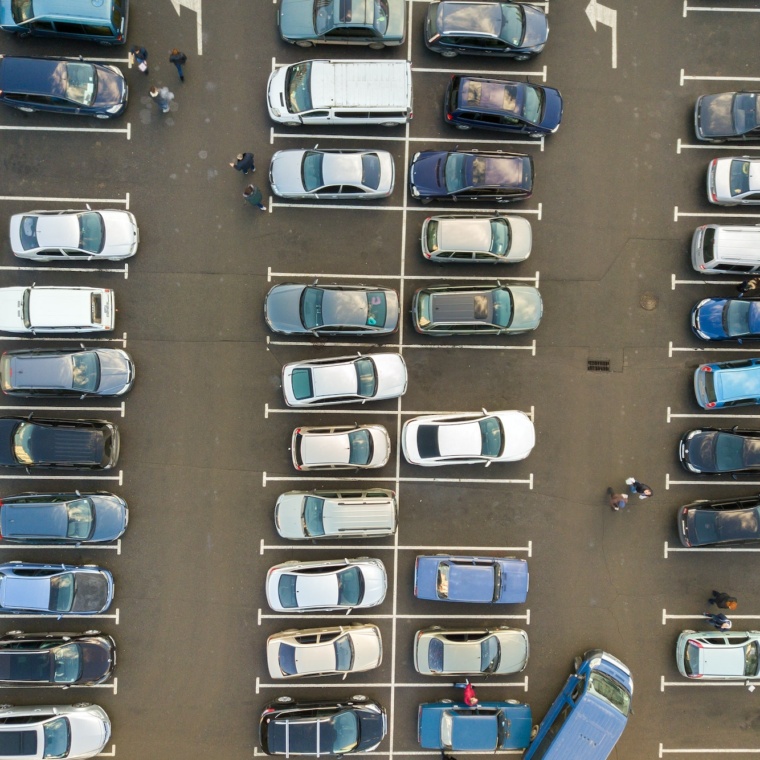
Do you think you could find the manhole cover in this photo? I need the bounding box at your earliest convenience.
[640,293,658,311]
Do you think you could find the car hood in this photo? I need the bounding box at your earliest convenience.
[274,493,308,539]
[495,558,529,603]
[278,0,318,38]
[0,418,19,465]
[495,411,535,461]
[94,349,134,395]
[411,153,446,195]
[80,638,115,682]
[265,284,307,333]
[509,287,543,331]
[521,4,549,48]
[372,354,408,399]
[356,707,387,752]
[100,211,138,258]
[694,299,728,339]
[0,287,26,331]
[89,493,128,542]
[539,86,563,131]
[68,711,109,757]
[494,630,529,673]
[91,65,126,110]
[270,150,309,196]
[351,629,383,672]
[357,561,387,606]
[697,92,736,138]
[507,216,532,260]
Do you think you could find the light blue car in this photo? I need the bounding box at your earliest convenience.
[694,358,760,408]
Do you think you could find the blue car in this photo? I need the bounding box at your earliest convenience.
[414,555,528,604]
[691,297,760,341]
[694,358,760,408]
[418,700,532,751]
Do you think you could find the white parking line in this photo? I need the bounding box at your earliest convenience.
[670,274,741,289]
[412,65,548,81]
[267,337,537,353]
[666,407,760,423]
[677,138,760,154]
[666,473,760,489]
[680,68,760,86]
[0,472,123,484]
[0,540,121,555]
[254,751,524,758]
[259,539,532,555]
[0,124,130,140]
[0,403,125,418]
[267,267,540,283]
[669,341,759,356]
[0,264,129,279]
[265,405,535,418]
[262,473,534,487]
[684,0,760,14]
[664,542,760,558]
[96,745,116,757]
[270,201,543,217]
[674,206,760,221]
[258,610,530,623]
[63,678,117,694]
[660,743,760,756]
[660,675,748,691]
[254,676,528,692]
[663,609,760,624]
[0,333,128,347]
[0,609,119,622]
[0,194,129,207]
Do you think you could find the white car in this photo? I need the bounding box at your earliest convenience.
[676,629,760,680]
[10,209,139,261]
[282,353,407,407]
[0,286,114,333]
[265,558,388,612]
[402,410,535,466]
[291,424,391,470]
[708,156,760,205]
[266,624,383,679]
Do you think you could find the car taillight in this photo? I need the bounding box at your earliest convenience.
[707,402,716,408]
[445,113,453,121]
[702,366,712,372]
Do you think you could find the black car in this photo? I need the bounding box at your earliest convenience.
[0,55,127,118]
[679,493,760,547]
[695,92,760,143]
[0,492,128,544]
[0,417,119,470]
[409,150,533,204]
[680,427,760,475]
[260,698,387,756]
[0,632,115,686]
[425,1,548,59]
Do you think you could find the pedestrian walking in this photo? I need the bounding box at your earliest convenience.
[703,612,732,630]
[243,185,266,211]
[230,153,255,175]
[129,45,149,74]
[625,477,653,499]
[169,49,187,82]
[150,86,174,114]
[708,590,738,610]
[738,277,760,297]
[606,487,628,511]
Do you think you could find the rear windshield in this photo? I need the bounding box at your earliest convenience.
[78,213,105,254]
[702,227,716,264]
[291,368,313,401]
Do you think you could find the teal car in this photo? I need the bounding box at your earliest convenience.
[694,358,760,409]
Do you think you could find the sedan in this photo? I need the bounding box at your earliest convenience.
[678,493,760,547]
[691,297,760,341]
[292,424,391,470]
[0,417,119,470]
[259,698,387,756]
[0,348,135,398]
[694,358,760,408]
[269,148,395,199]
[402,410,535,466]
[412,283,542,336]
[0,632,115,686]
[0,562,114,616]
[414,627,529,675]
[679,427,760,475]
[10,209,138,261]
[677,630,760,680]
[282,353,407,407]
[265,558,387,612]
[695,92,760,142]
[265,283,400,336]
[410,150,533,203]
[708,156,760,204]
[266,624,382,678]
[414,555,529,604]
[0,491,128,545]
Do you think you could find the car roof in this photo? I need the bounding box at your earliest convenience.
[311,362,359,398]
[448,561,495,602]
[438,419,482,457]
[692,638,750,676]
[715,364,760,401]
[436,217,499,253]
[29,289,95,329]
[32,0,113,21]
[0,56,67,97]
[34,214,81,250]
[457,77,526,116]
[450,710,499,750]
[300,430,351,465]
[439,2,503,36]
[8,354,72,390]
[0,576,51,611]
[430,290,495,325]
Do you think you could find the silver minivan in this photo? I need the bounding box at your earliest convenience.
[692,224,760,274]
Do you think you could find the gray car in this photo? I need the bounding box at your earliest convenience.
[695,92,760,143]
[708,156,760,204]
[677,629,760,679]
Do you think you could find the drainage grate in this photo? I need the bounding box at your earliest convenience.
[588,359,611,372]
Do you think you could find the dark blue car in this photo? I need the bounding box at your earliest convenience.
[414,555,528,604]
[691,297,760,341]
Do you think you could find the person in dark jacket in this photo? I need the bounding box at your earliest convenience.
[703,612,732,630]
[737,277,760,297]
[230,153,255,175]
[169,49,187,82]
[626,477,653,499]
[243,185,266,211]
[129,45,148,74]
[708,591,738,610]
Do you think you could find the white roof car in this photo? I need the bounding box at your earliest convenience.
[266,624,383,679]
[9,209,139,261]
[676,629,760,679]
[282,353,407,407]
[708,156,760,205]
[291,424,391,470]
[265,558,387,612]
[402,410,535,466]
[0,286,114,333]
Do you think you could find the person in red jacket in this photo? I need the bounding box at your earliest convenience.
[463,681,478,707]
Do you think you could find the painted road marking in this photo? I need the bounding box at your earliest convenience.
[669,341,759,356]
[666,408,760,423]
[255,676,528,693]
[674,206,760,221]
[0,472,123,485]
[258,610,530,623]
[660,744,760,756]
[585,0,617,69]
[170,0,203,55]
[0,540,121,555]
[681,68,760,86]
[670,274,741,289]
[413,64,547,81]
[0,403,125,418]
[663,609,760,624]
[0,609,118,622]
[0,264,129,279]
[665,542,760,558]
[660,675,751,691]
[263,472,534,488]
[253,751,524,758]
[0,194,129,207]
[666,473,759,489]
[271,201,543,218]
[267,337,538,353]
[260,539,532,556]
[677,138,760,154]
[684,0,760,14]
[267,267,540,284]
[96,745,116,757]
[265,405,536,418]
[0,124,130,140]
[0,333,128,348]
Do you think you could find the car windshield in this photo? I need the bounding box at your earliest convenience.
[440,711,454,749]
[730,159,752,198]
[42,717,70,760]
[355,359,377,397]
[724,300,751,337]
[522,84,543,123]
[334,634,355,671]
[684,642,699,676]
[300,287,325,330]
[53,643,82,683]
[302,495,325,537]
[713,432,749,470]
[366,291,387,327]
[490,219,510,255]
[361,154,382,190]
[734,92,759,133]
[77,213,105,254]
[18,216,38,250]
[291,368,314,401]
[71,352,100,392]
[336,566,364,606]
[66,498,95,540]
[63,62,97,107]
[21,289,32,330]
[746,642,760,676]
[285,62,313,114]
[444,153,470,192]
[588,671,631,716]
[425,221,439,253]
[277,574,299,608]
[348,428,373,465]
[437,562,450,598]
[314,0,334,34]
[12,422,36,465]
[49,573,75,612]
[329,710,359,755]
[301,152,325,192]
[10,0,33,23]
[479,416,503,457]
[416,292,432,328]
[500,3,525,45]
[481,635,501,673]
[491,288,514,328]
[374,0,389,33]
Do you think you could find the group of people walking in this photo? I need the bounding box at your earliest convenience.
[230,152,267,212]
[129,44,186,114]
[606,476,653,511]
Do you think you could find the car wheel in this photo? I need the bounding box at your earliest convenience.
[95,114,110,120]
[295,40,314,48]
[528,133,543,139]
[286,123,300,128]
[455,124,471,130]
[351,695,367,702]
[441,50,458,58]
[276,696,293,703]
[710,139,725,144]
[369,42,386,50]
[514,54,530,61]
[0,705,12,710]
[506,699,520,704]
[73,703,92,708]
[16,31,31,38]
[382,122,398,127]
[530,725,539,740]
[420,198,432,205]
[17,107,34,113]
[4,631,22,636]
[83,630,101,636]
[439,699,453,704]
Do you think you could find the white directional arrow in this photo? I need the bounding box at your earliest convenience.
[170,0,203,56]
[585,0,617,69]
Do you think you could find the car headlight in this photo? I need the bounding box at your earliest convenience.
[270,106,281,118]
[411,187,419,197]
[106,104,123,113]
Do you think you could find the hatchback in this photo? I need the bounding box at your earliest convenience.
[291,424,391,470]
[694,358,760,408]
[695,92,760,142]
[678,493,760,547]
[691,297,760,341]
[708,156,760,205]
[676,630,760,679]
[679,427,760,475]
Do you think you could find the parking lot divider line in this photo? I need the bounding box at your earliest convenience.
[0,405,122,413]
[670,411,760,419]
[412,65,546,80]
[675,210,760,219]
[667,477,760,486]
[680,143,760,152]
[259,543,532,553]
[664,542,669,559]
[268,271,539,282]
[666,546,760,554]
[0,196,127,205]
[0,265,127,275]
[686,3,760,11]
[661,681,751,689]
[0,474,120,481]
[254,679,528,689]
[664,611,760,621]
[0,126,128,135]
[660,745,760,754]
[677,138,682,155]
[670,345,760,354]
[683,73,760,82]
[0,544,119,551]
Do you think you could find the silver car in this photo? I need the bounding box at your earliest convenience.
[708,156,760,205]
[10,209,139,261]
[414,627,529,675]
[291,424,391,470]
[676,629,760,679]
[266,624,383,679]
[269,148,395,199]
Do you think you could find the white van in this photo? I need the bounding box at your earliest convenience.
[267,59,413,126]
[692,224,760,274]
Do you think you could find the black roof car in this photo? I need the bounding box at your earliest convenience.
[679,493,760,547]
[695,92,760,142]
[259,697,387,756]
[680,427,760,475]
[0,417,119,470]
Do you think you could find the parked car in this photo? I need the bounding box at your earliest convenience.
[695,92,760,142]
[0,55,127,118]
[259,697,387,756]
[282,353,407,407]
[414,555,529,604]
[691,297,760,341]
[0,562,114,616]
[266,558,387,612]
[0,703,111,759]
[414,627,529,675]
[0,417,119,470]
[694,358,760,408]
[266,624,382,678]
[707,156,760,204]
[265,283,399,336]
[424,1,548,59]
[418,700,532,751]
[274,488,397,540]
[676,630,760,679]
[421,214,532,264]
[0,491,128,544]
[411,283,542,335]
[444,76,562,136]
[278,0,406,47]
[679,427,760,475]
[10,209,138,261]
[402,410,535,466]
[410,150,533,204]
[291,424,391,470]
[0,631,115,686]
[0,286,114,334]
[0,348,134,398]
[678,493,760,547]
